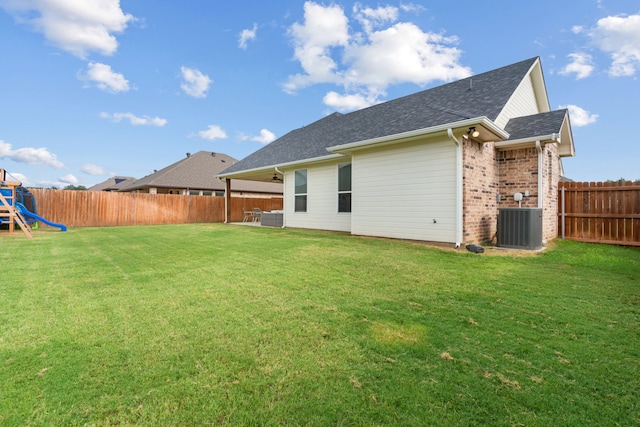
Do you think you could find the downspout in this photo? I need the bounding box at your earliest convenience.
[535,140,543,209]
[561,185,565,240]
[274,167,286,228]
[447,129,463,248]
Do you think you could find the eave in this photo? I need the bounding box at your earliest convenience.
[495,114,575,157]
[217,153,345,182]
[327,117,509,154]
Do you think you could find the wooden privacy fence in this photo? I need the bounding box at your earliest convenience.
[30,189,282,228]
[558,182,640,246]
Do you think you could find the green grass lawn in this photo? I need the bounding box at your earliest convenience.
[1,224,638,426]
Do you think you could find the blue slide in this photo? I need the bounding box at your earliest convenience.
[15,202,67,232]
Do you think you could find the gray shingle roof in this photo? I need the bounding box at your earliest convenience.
[88,176,136,191]
[504,109,568,140]
[222,57,539,174]
[119,151,282,194]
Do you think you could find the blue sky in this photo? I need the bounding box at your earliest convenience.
[0,0,638,188]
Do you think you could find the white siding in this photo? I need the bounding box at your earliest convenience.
[351,138,457,243]
[495,75,540,128]
[284,159,352,232]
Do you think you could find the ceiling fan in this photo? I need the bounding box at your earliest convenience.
[271,173,283,182]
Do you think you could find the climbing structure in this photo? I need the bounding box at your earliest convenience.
[0,169,33,239]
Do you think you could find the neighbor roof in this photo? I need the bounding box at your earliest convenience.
[88,176,136,191]
[119,151,282,194]
[221,57,540,176]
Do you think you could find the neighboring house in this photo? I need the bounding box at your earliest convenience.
[88,176,136,192]
[218,57,575,246]
[116,151,282,197]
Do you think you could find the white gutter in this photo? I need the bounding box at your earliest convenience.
[217,154,344,179]
[536,140,543,209]
[447,128,463,248]
[330,117,508,154]
[494,133,560,150]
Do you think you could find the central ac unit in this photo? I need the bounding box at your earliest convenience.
[498,208,543,250]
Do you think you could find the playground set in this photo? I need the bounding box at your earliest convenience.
[0,169,66,239]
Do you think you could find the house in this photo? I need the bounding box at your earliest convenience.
[115,151,282,197]
[218,57,575,246]
[88,176,136,192]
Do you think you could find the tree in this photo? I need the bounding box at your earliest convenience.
[605,178,639,184]
[63,185,87,191]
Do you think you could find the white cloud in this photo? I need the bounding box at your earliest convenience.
[82,164,105,175]
[100,112,167,126]
[0,140,64,169]
[284,2,350,92]
[38,179,73,188]
[285,1,470,112]
[571,25,584,34]
[399,3,426,14]
[0,0,135,59]
[59,173,78,184]
[559,53,594,79]
[323,91,378,112]
[560,104,598,127]
[343,22,470,88]
[239,23,258,49]
[8,172,29,186]
[353,4,398,34]
[198,125,227,140]
[589,13,640,77]
[80,62,130,93]
[180,66,212,98]
[250,129,276,144]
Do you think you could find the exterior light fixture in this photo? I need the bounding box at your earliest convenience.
[462,127,480,140]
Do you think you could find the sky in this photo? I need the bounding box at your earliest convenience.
[0,0,638,188]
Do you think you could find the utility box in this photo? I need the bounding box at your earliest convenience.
[498,208,543,250]
[261,211,283,227]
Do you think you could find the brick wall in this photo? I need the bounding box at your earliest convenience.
[542,144,560,241]
[463,143,561,244]
[497,147,539,208]
[462,140,499,243]
[496,145,560,242]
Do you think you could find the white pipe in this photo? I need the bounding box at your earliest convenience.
[561,186,565,240]
[447,128,463,248]
[535,140,543,209]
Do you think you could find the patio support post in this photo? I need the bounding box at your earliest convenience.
[224,178,231,223]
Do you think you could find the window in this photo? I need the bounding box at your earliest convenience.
[338,163,351,213]
[294,169,307,212]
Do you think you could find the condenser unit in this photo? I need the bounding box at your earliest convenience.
[498,208,543,250]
